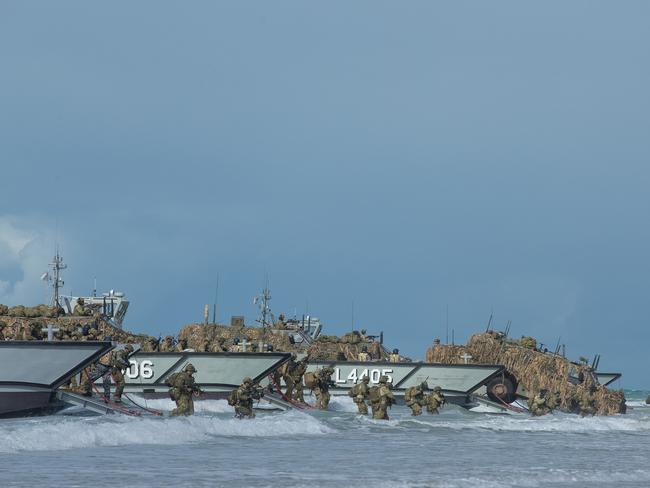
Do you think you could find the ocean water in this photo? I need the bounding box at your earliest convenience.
[1,390,649,488]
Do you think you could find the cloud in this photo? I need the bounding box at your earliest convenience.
[0,216,53,306]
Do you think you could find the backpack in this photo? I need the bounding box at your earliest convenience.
[368,386,380,403]
[165,372,183,388]
[303,372,317,389]
[227,388,239,406]
[404,387,415,402]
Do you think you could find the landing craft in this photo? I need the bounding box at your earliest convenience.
[0,341,112,417]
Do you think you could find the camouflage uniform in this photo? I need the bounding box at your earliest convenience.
[313,367,335,410]
[110,345,133,403]
[370,375,395,420]
[282,354,298,399]
[210,338,227,352]
[159,336,175,352]
[348,376,370,414]
[73,298,92,316]
[527,389,553,416]
[425,386,446,414]
[404,382,428,416]
[290,358,309,403]
[389,349,400,363]
[174,338,188,352]
[578,386,597,417]
[231,377,263,419]
[357,346,370,362]
[169,363,202,416]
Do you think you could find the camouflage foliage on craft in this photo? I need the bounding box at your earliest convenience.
[425,332,625,416]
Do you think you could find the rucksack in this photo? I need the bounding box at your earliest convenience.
[227,388,239,406]
[404,387,415,402]
[368,386,380,403]
[303,372,317,389]
[165,372,183,388]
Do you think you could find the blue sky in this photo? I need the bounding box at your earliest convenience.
[1,2,648,386]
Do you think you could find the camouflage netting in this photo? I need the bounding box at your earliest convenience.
[306,337,385,361]
[0,303,155,345]
[425,332,626,416]
[178,323,294,351]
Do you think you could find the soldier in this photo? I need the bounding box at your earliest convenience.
[348,376,370,414]
[168,363,203,416]
[528,389,553,416]
[578,385,597,417]
[174,338,188,352]
[275,314,287,330]
[141,337,159,352]
[404,381,428,416]
[425,386,446,414]
[389,348,400,363]
[210,337,227,352]
[228,337,242,352]
[313,366,335,410]
[229,377,263,419]
[196,338,210,352]
[73,298,92,316]
[290,356,309,403]
[357,346,370,362]
[369,375,395,420]
[281,354,298,399]
[110,344,133,403]
[159,336,175,352]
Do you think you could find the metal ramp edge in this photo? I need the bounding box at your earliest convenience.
[56,390,140,416]
[262,392,301,411]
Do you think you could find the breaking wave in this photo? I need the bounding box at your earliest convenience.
[0,410,333,453]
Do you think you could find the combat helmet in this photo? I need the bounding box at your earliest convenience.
[392,348,399,354]
[379,375,390,384]
[420,381,429,391]
[433,386,442,392]
[184,363,197,373]
[243,377,253,385]
[362,376,370,383]
[124,344,134,352]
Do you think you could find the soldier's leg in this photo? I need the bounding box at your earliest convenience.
[321,391,330,410]
[294,381,305,403]
[314,388,322,409]
[356,400,368,415]
[283,376,295,399]
[408,402,422,416]
[112,370,125,402]
[188,395,195,415]
[171,395,186,416]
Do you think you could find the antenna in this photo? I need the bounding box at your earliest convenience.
[93,276,97,297]
[445,304,449,344]
[49,250,67,310]
[212,273,219,325]
[451,328,455,345]
[485,310,493,332]
[351,299,355,332]
[505,320,512,337]
[554,336,562,355]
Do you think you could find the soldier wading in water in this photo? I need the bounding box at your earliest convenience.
[166,363,203,416]
[369,375,395,420]
[229,377,264,419]
[348,376,370,414]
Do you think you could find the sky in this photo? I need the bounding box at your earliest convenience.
[0,2,648,386]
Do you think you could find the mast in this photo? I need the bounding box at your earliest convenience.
[49,251,67,309]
